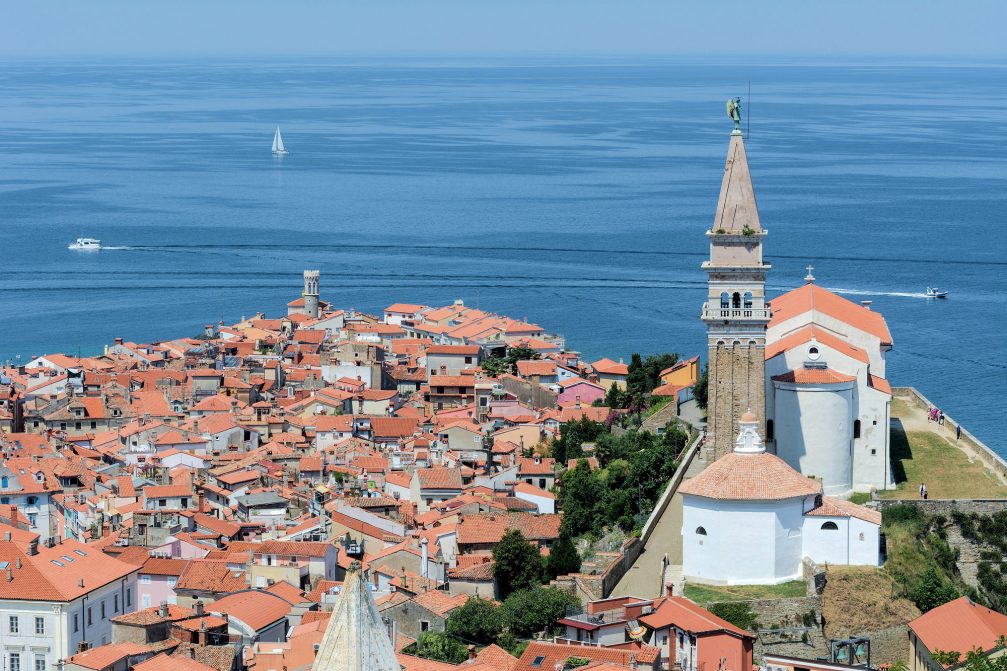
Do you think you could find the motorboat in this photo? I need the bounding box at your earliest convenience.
[925,287,948,299]
[68,238,102,251]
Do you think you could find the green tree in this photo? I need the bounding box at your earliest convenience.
[445,597,502,645]
[493,530,544,599]
[551,417,606,465]
[693,363,709,410]
[500,587,581,638]
[546,533,582,580]
[413,633,468,664]
[626,352,679,397]
[933,636,1007,671]
[910,567,959,612]
[481,346,542,377]
[604,383,626,409]
[559,460,605,536]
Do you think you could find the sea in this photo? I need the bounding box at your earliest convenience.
[0,58,1004,453]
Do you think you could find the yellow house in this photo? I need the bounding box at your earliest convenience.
[660,355,700,388]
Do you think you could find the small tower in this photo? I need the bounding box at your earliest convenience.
[303,270,320,318]
[701,102,771,462]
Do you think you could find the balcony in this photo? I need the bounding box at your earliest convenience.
[561,609,630,627]
[701,306,772,321]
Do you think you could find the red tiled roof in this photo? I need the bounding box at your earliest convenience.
[134,653,218,671]
[771,368,856,385]
[591,358,629,375]
[0,538,139,602]
[514,641,659,671]
[805,496,881,525]
[909,596,1007,663]
[67,642,152,670]
[640,596,754,637]
[210,590,292,631]
[765,325,869,363]
[770,283,893,346]
[416,468,463,490]
[678,452,821,501]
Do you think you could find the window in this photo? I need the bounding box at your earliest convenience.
[853,420,861,439]
[28,514,36,528]
[114,594,119,613]
[821,521,839,531]
[695,527,707,535]
[0,476,7,488]
[420,620,430,632]
[743,291,753,309]
[808,346,821,361]
[464,357,473,364]
[9,615,18,633]
[766,419,774,441]
[35,656,45,671]
[720,292,730,309]
[26,496,37,506]
[158,499,166,507]
[732,292,741,309]
[167,577,177,588]
[35,617,44,635]
[0,497,7,504]
[73,614,78,633]
[100,601,106,619]
[530,657,546,668]
[141,594,151,608]
[141,575,151,584]
[87,607,93,626]
[539,478,546,489]
[11,653,20,671]
[126,588,132,607]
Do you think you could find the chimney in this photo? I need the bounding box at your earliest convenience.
[187,647,196,660]
[861,300,873,310]
[467,645,477,661]
[312,644,320,658]
[114,338,123,346]
[194,599,205,616]
[575,395,581,409]
[27,539,38,556]
[420,537,429,579]
[15,557,20,569]
[78,578,85,588]
[5,567,11,582]
[3,532,9,542]
[159,601,169,617]
[197,619,207,646]
[629,653,638,669]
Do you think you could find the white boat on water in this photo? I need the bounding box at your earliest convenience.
[925,287,948,299]
[68,238,101,251]
[272,127,288,156]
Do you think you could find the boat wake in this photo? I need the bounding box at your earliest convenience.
[824,286,931,299]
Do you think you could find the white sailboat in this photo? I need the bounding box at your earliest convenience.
[272,127,288,156]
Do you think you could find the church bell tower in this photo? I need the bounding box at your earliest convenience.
[303,270,320,318]
[701,101,771,462]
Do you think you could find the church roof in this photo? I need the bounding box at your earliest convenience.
[678,451,821,501]
[805,496,881,525]
[311,565,399,671]
[765,324,869,364]
[712,132,761,233]
[770,283,893,346]
[771,368,856,385]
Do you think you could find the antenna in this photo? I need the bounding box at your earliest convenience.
[747,80,751,139]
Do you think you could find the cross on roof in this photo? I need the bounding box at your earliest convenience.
[805,264,815,284]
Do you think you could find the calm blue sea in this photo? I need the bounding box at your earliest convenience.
[0,59,1004,452]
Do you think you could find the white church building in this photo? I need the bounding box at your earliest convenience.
[680,412,882,585]
[764,277,895,495]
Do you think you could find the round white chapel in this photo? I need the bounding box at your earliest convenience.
[679,411,882,586]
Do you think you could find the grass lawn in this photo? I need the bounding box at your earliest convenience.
[879,415,1007,500]
[684,580,806,604]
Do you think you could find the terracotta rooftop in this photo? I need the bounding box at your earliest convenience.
[771,368,856,385]
[909,596,1007,663]
[678,451,821,501]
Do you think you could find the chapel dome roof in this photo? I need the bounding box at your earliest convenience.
[678,451,821,501]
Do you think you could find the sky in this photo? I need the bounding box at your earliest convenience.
[3,1,1006,60]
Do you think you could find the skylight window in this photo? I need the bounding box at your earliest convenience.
[73,549,87,557]
[0,561,8,569]
[61,555,74,562]
[51,560,64,567]
[530,657,546,668]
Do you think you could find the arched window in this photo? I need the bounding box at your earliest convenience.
[766,419,775,441]
[808,346,821,361]
[743,291,753,309]
[695,526,708,536]
[821,521,839,531]
[853,419,861,439]
[720,292,730,309]
[732,292,741,309]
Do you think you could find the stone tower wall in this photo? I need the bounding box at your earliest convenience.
[303,269,320,318]
[707,339,766,461]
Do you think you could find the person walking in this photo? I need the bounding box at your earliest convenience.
[920,483,926,498]
[957,424,962,441]
[939,410,945,426]
[923,484,929,500]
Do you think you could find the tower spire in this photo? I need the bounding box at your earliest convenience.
[701,107,772,463]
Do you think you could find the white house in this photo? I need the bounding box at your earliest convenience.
[680,413,881,585]
[0,538,139,663]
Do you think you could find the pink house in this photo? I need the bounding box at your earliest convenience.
[138,557,188,608]
[557,378,606,406]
